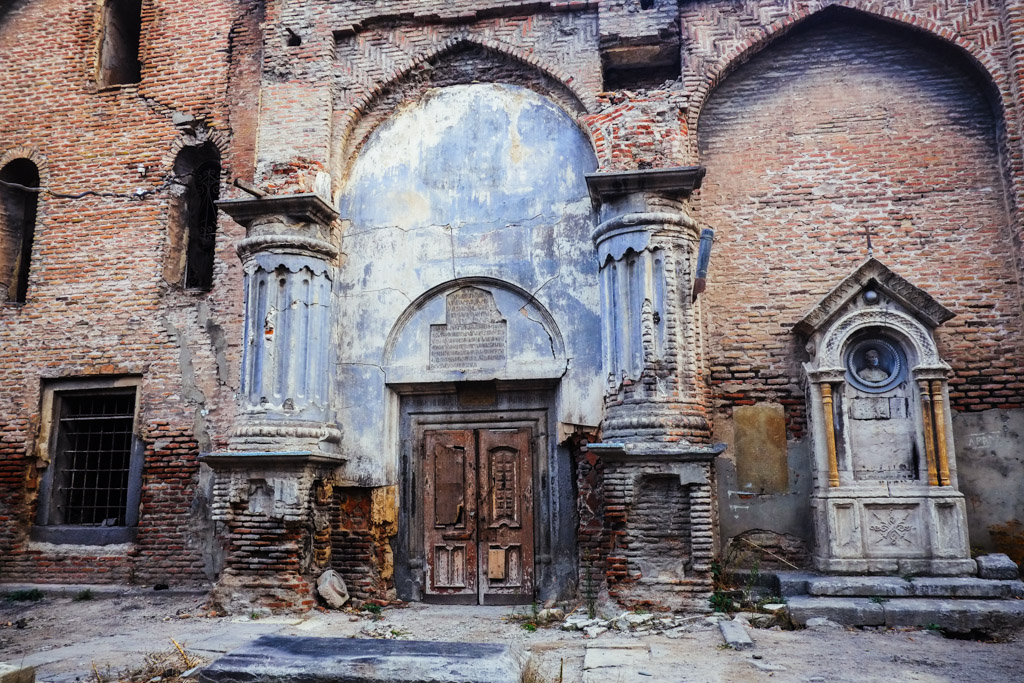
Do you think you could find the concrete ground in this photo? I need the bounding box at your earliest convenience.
[2,586,1023,682]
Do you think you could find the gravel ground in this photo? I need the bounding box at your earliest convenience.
[2,589,1023,682]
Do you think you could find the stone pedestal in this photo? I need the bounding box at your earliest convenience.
[207,194,346,611]
[202,451,340,612]
[583,167,723,608]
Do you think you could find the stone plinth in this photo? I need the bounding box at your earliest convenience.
[811,487,976,575]
[202,451,344,612]
[588,442,723,610]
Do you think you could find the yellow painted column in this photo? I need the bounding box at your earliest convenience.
[918,379,939,486]
[931,380,951,486]
[821,383,840,487]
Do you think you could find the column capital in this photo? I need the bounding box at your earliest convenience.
[585,166,706,207]
[217,192,339,230]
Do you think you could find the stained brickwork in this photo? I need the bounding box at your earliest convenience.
[0,0,253,585]
[694,18,1024,437]
[2,0,1024,605]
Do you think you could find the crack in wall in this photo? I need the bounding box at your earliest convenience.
[163,317,211,453]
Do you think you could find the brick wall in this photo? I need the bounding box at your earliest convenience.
[693,16,1024,436]
[0,0,251,585]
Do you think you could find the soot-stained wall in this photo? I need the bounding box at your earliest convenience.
[337,83,600,485]
[694,16,1024,558]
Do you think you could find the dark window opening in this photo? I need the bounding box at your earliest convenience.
[98,0,142,87]
[169,144,221,291]
[0,159,40,304]
[286,28,302,47]
[640,0,655,9]
[54,392,136,526]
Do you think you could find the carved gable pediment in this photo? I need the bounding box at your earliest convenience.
[794,258,954,337]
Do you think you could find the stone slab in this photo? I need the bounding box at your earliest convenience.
[0,663,34,683]
[196,635,522,683]
[910,577,1024,599]
[786,596,886,626]
[805,575,1024,599]
[774,572,820,597]
[788,596,1024,632]
[734,404,789,494]
[807,576,912,597]
[882,598,1024,632]
[583,642,650,670]
[718,620,754,650]
[976,553,1020,580]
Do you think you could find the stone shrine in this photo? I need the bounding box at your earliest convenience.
[796,259,975,575]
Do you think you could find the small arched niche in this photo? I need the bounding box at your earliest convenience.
[0,158,40,304]
[384,278,566,386]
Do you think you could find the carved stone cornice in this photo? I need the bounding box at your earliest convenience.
[588,441,725,461]
[199,450,346,468]
[236,233,339,261]
[585,166,706,205]
[795,258,954,337]
[217,193,339,229]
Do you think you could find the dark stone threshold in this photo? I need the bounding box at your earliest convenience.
[197,635,523,683]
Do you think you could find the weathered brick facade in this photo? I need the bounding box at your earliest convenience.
[2,0,1023,609]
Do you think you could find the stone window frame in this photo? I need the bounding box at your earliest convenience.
[31,376,145,546]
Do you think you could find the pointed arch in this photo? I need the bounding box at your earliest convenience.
[689,3,1007,133]
[335,33,594,177]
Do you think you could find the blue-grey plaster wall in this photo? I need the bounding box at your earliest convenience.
[336,83,601,484]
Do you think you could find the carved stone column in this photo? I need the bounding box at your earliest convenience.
[584,167,724,609]
[204,193,345,612]
[587,167,713,447]
[218,194,342,453]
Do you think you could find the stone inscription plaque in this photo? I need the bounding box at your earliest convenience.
[734,403,788,494]
[429,287,507,370]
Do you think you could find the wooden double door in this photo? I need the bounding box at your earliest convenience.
[422,427,535,604]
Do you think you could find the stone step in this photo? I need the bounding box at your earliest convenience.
[805,575,1024,599]
[197,635,522,683]
[787,596,1024,632]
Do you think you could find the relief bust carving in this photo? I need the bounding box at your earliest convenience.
[845,337,904,393]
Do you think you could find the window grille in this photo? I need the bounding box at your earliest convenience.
[54,392,136,526]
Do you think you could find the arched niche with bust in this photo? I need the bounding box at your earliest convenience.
[795,258,976,576]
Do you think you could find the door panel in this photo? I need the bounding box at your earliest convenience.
[422,427,534,604]
[423,430,477,601]
[478,429,534,604]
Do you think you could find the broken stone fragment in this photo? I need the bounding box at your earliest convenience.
[719,619,754,650]
[584,625,608,638]
[976,554,1020,580]
[316,569,350,609]
[804,617,843,630]
[536,608,565,624]
[624,613,655,625]
[0,663,34,683]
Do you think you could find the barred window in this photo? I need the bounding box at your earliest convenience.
[33,380,143,545]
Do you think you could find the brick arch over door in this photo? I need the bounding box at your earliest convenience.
[692,10,1024,435]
